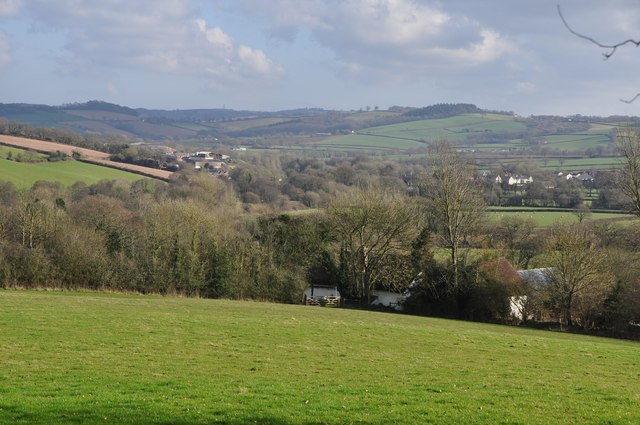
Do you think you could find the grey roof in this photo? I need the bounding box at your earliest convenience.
[517,268,553,288]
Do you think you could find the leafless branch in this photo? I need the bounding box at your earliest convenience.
[620,93,640,104]
[558,4,640,60]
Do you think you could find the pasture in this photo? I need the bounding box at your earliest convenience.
[0,155,146,188]
[487,209,634,227]
[294,114,623,164]
[540,156,623,170]
[305,114,526,156]
[0,290,638,424]
[362,113,526,143]
[0,145,48,161]
[317,134,426,151]
[540,133,612,152]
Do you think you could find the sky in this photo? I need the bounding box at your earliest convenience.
[1,0,640,116]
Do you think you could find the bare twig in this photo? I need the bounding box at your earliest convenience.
[558,4,640,60]
[621,94,640,104]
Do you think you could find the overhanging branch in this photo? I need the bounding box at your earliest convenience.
[558,4,640,60]
[620,93,640,104]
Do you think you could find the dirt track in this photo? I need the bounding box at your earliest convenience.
[0,134,174,181]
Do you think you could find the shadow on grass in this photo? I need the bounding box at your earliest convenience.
[0,404,318,425]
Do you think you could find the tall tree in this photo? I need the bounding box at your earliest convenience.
[543,224,612,328]
[616,127,640,216]
[329,186,419,303]
[422,142,485,291]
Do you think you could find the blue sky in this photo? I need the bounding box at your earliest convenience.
[1,0,640,116]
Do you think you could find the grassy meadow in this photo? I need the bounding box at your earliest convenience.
[1,290,638,424]
[362,113,527,142]
[488,209,635,227]
[292,114,623,165]
[319,114,526,155]
[0,152,147,188]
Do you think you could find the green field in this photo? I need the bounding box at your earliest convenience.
[298,114,621,161]
[362,113,526,142]
[540,156,624,170]
[541,133,612,152]
[0,157,147,188]
[299,114,526,155]
[318,134,426,150]
[488,209,634,227]
[0,145,49,161]
[1,291,638,424]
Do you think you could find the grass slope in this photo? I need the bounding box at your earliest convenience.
[1,291,638,424]
[488,210,635,227]
[363,113,526,142]
[313,113,524,155]
[0,157,146,188]
[309,115,621,164]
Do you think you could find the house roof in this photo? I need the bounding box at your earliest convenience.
[517,268,553,288]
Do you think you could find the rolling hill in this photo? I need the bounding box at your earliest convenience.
[0,101,630,169]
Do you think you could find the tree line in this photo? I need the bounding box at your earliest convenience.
[2,135,640,337]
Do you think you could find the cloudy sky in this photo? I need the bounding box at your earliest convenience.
[1,0,640,116]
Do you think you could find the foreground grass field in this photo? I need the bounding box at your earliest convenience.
[1,291,638,424]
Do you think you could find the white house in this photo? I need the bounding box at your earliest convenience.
[495,175,534,186]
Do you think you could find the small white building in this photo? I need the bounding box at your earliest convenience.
[303,285,340,307]
[370,290,406,311]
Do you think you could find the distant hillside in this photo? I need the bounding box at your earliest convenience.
[0,101,335,141]
[0,101,477,141]
[0,101,633,152]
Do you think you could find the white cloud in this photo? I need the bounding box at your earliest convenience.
[19,0,283,85]
[234,0,517,76]
[196,19,233,52]
[238,45,276,74]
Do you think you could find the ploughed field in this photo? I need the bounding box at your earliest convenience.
[1,291,638,424]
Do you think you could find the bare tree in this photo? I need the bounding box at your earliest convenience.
[494,216,539,269]
[543,223,612,328]
[421,142,485,291]
[572,204,592,223]
[616,127,640,216]
[329,186,419,303]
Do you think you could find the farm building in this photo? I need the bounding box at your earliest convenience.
[303,285,340,307]
[182,151,231,170]
[370,290,406,311]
